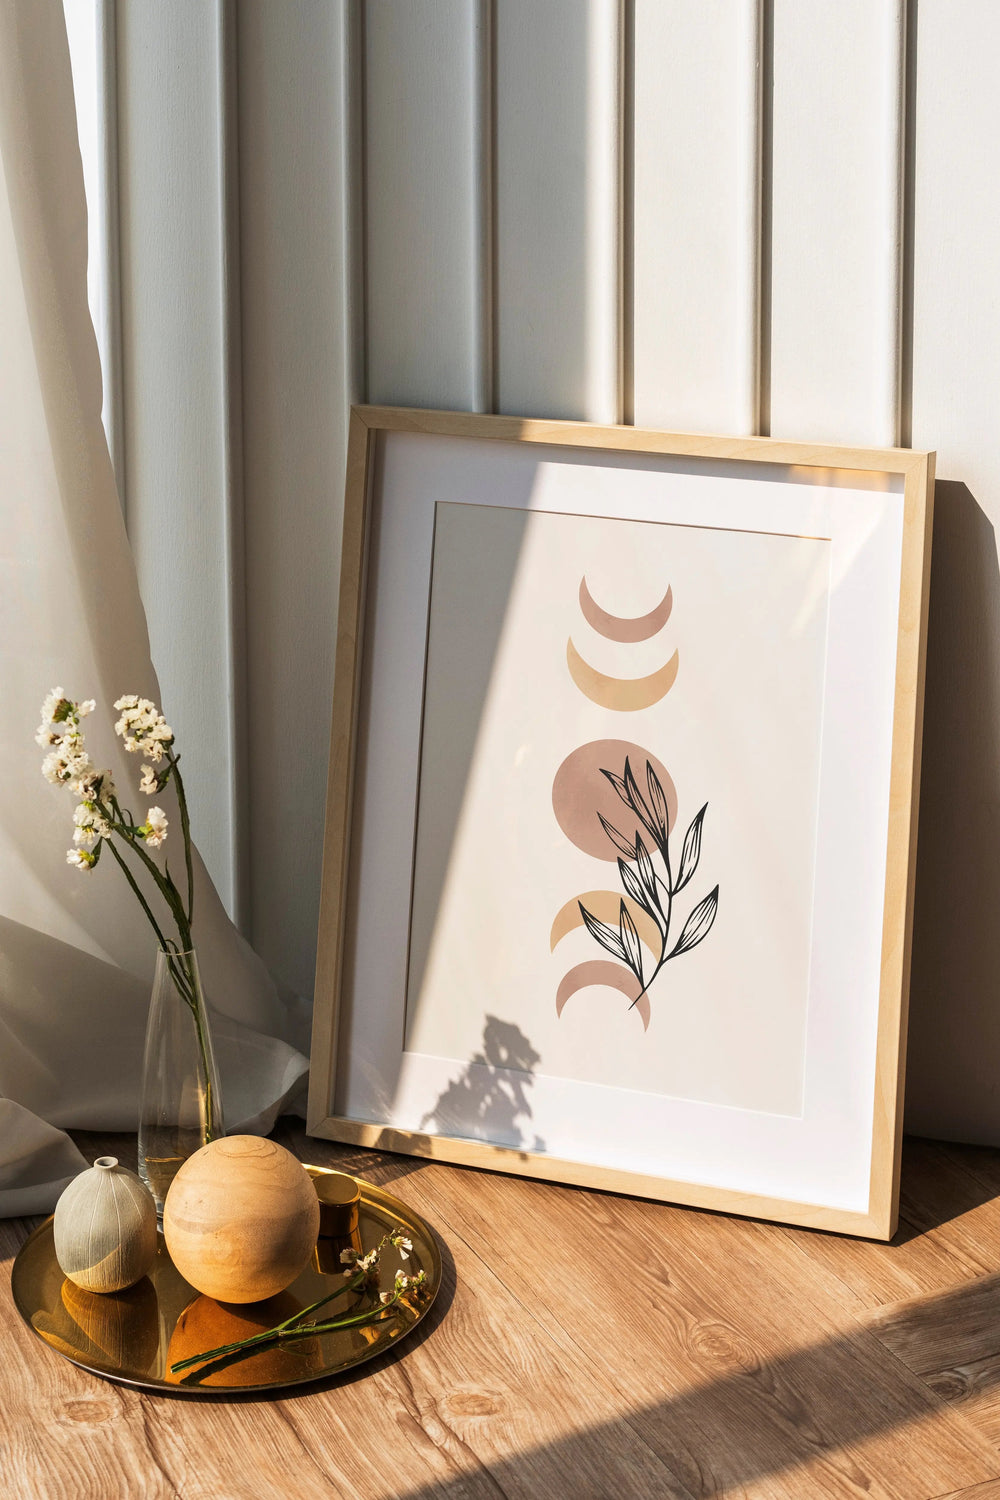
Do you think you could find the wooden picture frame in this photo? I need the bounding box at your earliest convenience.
[308,405,935,1240]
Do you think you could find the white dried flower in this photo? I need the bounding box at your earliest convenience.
[66,848,96,872]
[139,764,158,796]
[75,767,115,804]
[379,1291,393,1305]
[40,687,70,725]
[143,807,168,848]
[73,804,111,847]
[114,695,173,761]
[42,746,93,787]
[390,1233,412,1260]
[339,1248,357,1266]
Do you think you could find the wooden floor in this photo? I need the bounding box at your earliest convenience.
[7,1131,1000,1499]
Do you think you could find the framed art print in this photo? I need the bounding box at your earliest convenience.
[308,407,935,1239]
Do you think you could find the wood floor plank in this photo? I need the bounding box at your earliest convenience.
[770,1140,1000,1312]
[931,1482,1000,1500]
[869,1274,1000,1377]
[4,1138,692,1500]
[0,1217,175,1500]
[867,1273,1000,1457]
[9,1127,1000,1499]
[309,1139,999,1500]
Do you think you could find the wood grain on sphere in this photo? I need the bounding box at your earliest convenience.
[53,1157,157,1293]
[162,1136,320,1302]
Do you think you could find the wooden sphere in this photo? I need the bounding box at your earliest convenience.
[162,1136,320,1303]
[54,1157,157,1293]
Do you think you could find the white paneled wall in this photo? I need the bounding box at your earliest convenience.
[69,1,1000,1138]
[116,2,246,919]
[632,0,761,434]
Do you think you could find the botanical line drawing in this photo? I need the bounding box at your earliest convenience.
[577,755,719,1016]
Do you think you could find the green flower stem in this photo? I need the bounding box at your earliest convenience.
[104,839,171,955]
[168,752,195,926]
[106,800,190,947]
[169,1286,412,1378]
[165,945,218,1143]
[168,1272,370,1373]
[101,802,214,1137]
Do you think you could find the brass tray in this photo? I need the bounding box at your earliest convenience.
[11,1169,441,1396]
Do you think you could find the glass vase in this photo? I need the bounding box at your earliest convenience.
[138,947,224,1219]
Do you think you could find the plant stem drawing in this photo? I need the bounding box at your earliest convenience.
[578,756,719,1012]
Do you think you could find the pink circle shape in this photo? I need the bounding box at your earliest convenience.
[551,739,676,862]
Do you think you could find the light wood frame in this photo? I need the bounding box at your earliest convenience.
[308,405,935,1240]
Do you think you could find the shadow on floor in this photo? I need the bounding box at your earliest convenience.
[389,1265,1000,1499]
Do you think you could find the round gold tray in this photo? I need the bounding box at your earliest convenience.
[11,1169,441,1396]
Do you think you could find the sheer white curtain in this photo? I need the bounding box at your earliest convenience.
[0,0,308,1215]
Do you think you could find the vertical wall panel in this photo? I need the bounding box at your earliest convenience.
[116,1,239,914]
[494,0,620,422]
[903,0,1000,1141]
[365,0,487,410]
[768,0,904,445]
[239,2,358,1001]
[631,0,760,435]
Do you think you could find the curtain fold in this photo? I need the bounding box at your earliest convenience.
[0,0,309,1216]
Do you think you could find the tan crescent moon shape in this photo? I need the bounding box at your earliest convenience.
[579,578,673,642]
[555,961,650,1032]
[549,891,660,958]
[566,639,679,711]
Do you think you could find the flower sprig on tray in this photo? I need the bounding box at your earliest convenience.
[168,1230,428,1378]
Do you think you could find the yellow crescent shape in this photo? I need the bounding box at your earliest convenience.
[556,961,650,1032]
[566,639,679,711]
[579,578,673,642]
[549,891,660,958]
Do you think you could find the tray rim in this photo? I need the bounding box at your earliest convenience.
[10,1169,443,1398]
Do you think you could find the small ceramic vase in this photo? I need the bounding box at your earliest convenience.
[54,1157,158,1293]
[163,1136,320,1303]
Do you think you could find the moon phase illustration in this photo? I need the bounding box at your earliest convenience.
[566,638,679,711]
[556,961,651,1032]
[578,578,673,642]
[552,579,683,1033]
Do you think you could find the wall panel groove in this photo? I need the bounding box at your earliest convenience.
[768,0,906,446]
[364,0,484,410]
[494,0,620,423]
[220,0,249,929]
[631,0,765,436]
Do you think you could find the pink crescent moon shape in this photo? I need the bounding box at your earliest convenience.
[556,960,650,1032]
[579,578,673,642]
[566,639,679,711]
